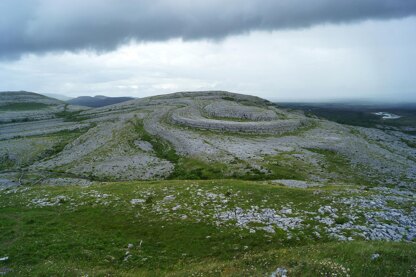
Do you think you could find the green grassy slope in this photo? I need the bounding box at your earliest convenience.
[0,103,51,111]
[1,180,415,276]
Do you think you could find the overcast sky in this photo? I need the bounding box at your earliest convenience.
[1,0,416,102]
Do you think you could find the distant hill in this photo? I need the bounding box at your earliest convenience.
[43,93,73,101]
[0,90,85,124]
[0,91,63,108]
[67,95,135,107]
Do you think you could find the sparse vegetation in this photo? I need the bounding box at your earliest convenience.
[1,180,415,276]
[55,106,87,122]
[38,128,90,160]
[131,118,179,163]
[170,157,228,180]
[401,138,416,148]
[262,153,308,180]
[305,148,377,186]
[0,153,16,170]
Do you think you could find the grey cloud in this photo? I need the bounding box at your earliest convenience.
[1,0,416,59]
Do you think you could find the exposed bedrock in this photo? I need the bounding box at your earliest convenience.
[170,105,307,134]
[2,90,416,185]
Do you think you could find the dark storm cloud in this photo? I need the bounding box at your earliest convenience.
[1,0,416,59]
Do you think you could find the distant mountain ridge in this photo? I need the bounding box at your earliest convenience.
[67,95,135,107]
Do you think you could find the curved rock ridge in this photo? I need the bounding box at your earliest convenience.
[159,92,306,134]
[170,106,306,134]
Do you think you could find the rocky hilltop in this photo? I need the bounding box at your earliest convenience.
[1,90,415,187]
[2,91,416,275]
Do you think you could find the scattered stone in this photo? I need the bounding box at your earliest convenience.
[371,253,380,260]
[30,195,70,207]
[0,267,13,275]
[123,252,131,262]
[216,207,302,233]
[318,206,337,215]
[172,204,181,211]
[272,179,322,189]
[0,179,19,190]
[270,267,288,277]
[163,195,176,202]
[134,140,153,152]
[280,208,292,214]
[130,199,145,205]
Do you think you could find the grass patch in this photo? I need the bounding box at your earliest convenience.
[169,157,226,180]
[335,216,349,225]
[305,148,376,185]
[55,106,87,122]
[401,138,416,149]
[0,128,90,172]
[0,154,16,170]
[131,118,179,163]
[173,241,416,277]
[38,129,89,160]
[306,148,348,172]
[262,153,308,181]
[0,102,51,111]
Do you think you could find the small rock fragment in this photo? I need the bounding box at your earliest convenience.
[163,195,176,202]
[371,253,380,260]
[270,267,288,277]
[130,199,145,205]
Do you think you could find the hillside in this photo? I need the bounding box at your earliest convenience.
[0,91,85,124]
[1,91,416,276]
[2,90,413,185]
[67,95,135,107]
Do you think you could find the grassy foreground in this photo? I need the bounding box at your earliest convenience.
[1,180,415,276]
